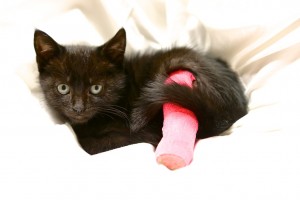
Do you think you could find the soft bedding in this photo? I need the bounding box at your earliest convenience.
[0,0,300,199]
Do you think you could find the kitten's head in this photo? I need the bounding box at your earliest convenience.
[34,28,127,124]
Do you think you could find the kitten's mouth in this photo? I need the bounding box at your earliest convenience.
[68,114,92,124]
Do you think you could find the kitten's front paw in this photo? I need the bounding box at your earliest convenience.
[78,137,100,155]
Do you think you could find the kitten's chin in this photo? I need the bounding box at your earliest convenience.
[67,115,91,125]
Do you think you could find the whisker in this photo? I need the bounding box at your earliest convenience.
[100,112,115,120]
[98,105,130,125]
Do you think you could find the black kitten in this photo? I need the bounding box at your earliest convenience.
[34,28,247,154]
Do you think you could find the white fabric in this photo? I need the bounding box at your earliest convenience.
[1,0,300,199]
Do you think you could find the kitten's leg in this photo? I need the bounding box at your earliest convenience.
[78,133,133,155]
[155,70,198,170]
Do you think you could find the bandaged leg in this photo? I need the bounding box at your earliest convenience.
[155,70,198,170]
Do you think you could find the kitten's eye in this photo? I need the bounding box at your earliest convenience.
[90,85,102,95]
[57,84,70,95]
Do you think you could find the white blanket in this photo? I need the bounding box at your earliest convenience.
[1,0,300,199]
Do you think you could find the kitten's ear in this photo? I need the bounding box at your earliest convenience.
[101,28,126,65]
[34,29,62,63]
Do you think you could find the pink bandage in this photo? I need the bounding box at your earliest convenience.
[155,70,198,170]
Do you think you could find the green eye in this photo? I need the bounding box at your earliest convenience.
[57,84,70,95]
[90,85,102,95]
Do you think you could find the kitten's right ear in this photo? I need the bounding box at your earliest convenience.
[34,29,61,63]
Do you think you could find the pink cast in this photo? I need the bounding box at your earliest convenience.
[155,70,199,170]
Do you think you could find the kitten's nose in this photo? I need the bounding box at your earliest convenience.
[72,99,85,113]
[73,105,84,113]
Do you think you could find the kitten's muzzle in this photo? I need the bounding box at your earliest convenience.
[72,105,85,113]
[72,98,85,113]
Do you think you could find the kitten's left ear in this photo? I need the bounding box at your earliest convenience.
[101,28,126,65]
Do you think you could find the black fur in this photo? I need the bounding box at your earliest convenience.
[34,28,248,154]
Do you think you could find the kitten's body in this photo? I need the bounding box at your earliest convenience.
[34,28,247,154]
